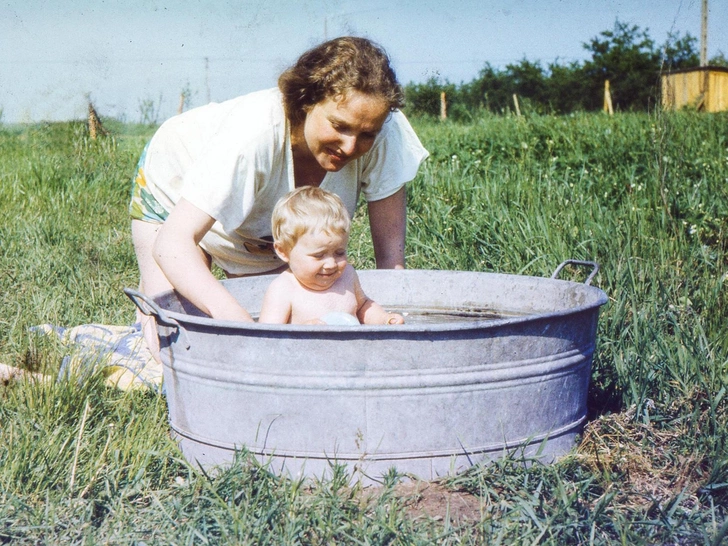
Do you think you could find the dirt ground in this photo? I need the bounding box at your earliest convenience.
[367,406,710,525]
[392,480,483,523]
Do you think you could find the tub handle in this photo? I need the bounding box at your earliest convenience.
[123,288,191,350]
[551,260,600,285]
[124,288,175,324]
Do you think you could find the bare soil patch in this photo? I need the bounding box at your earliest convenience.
[392,480,483,523]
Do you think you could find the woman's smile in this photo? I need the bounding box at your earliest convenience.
[301,91,390,172]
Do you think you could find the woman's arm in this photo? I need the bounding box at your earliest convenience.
[153,197,254,321]
[367,186,406,270]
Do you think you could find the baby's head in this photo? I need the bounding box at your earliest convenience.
[271,186,351,256]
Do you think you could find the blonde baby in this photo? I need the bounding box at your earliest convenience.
[258,186,404,325]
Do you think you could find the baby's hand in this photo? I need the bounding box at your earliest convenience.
[385,313,405,325]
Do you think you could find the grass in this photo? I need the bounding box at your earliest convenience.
[0,109,727,544]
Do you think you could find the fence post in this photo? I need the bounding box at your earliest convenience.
[603,80,614,115]
[440,91,447,120]
[512,94,521,117]
[87,101,107,139]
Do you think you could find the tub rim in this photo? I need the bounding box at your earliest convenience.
[125,262,608,335]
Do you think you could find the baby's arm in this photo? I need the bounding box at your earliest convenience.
[358,300,404,325]
[258,275,292,324]
[352,271,404,325]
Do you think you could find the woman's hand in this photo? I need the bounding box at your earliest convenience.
[153,198,254,321]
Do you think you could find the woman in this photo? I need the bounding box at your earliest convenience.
[129,36,428,355]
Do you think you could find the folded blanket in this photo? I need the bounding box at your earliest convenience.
[30,323,162,391]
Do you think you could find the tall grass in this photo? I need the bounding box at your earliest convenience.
[1,110,727,543]
[0,121,145,366]
[394,111,727,419]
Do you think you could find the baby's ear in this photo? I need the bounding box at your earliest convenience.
[273,242,290,263]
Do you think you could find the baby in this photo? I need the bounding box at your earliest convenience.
[258,186,405,326]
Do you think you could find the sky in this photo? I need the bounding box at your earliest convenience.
[1,0,726,124]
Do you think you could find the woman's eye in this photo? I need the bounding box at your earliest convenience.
[332,122,352,134]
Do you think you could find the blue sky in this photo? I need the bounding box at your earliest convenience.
[0,0,726,123]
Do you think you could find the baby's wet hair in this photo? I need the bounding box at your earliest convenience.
[271,186,351,254]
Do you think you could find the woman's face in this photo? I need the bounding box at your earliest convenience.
[303,91,390,172]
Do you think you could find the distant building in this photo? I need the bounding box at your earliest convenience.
[661,66,728,112]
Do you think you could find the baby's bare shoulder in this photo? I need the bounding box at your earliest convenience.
[340,264,360,287]
[266,270,295,292]
[342,263,358,279]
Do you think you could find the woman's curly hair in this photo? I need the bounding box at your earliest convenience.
[278,36,405,126]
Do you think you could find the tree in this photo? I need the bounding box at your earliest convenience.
[546,60,591,113]
[403,77,457,118]
[461,63,511,113]
[661,31,700,70]
[709,51,728,68]
[581,20,661,111]
[505,58,547,112]
[403,20,704,116]
[403,77,442,117]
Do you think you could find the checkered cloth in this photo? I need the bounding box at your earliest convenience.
[31,323,162,391]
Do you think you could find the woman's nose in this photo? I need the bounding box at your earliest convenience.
[339,135,357,156]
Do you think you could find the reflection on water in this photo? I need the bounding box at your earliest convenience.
[391,307,522,324]
[249,307,524,325]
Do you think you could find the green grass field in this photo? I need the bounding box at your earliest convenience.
[0,110,726,544]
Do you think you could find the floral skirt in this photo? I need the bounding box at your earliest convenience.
[128,142,168,223]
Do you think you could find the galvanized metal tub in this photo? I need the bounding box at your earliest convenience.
[126,261,607,482]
